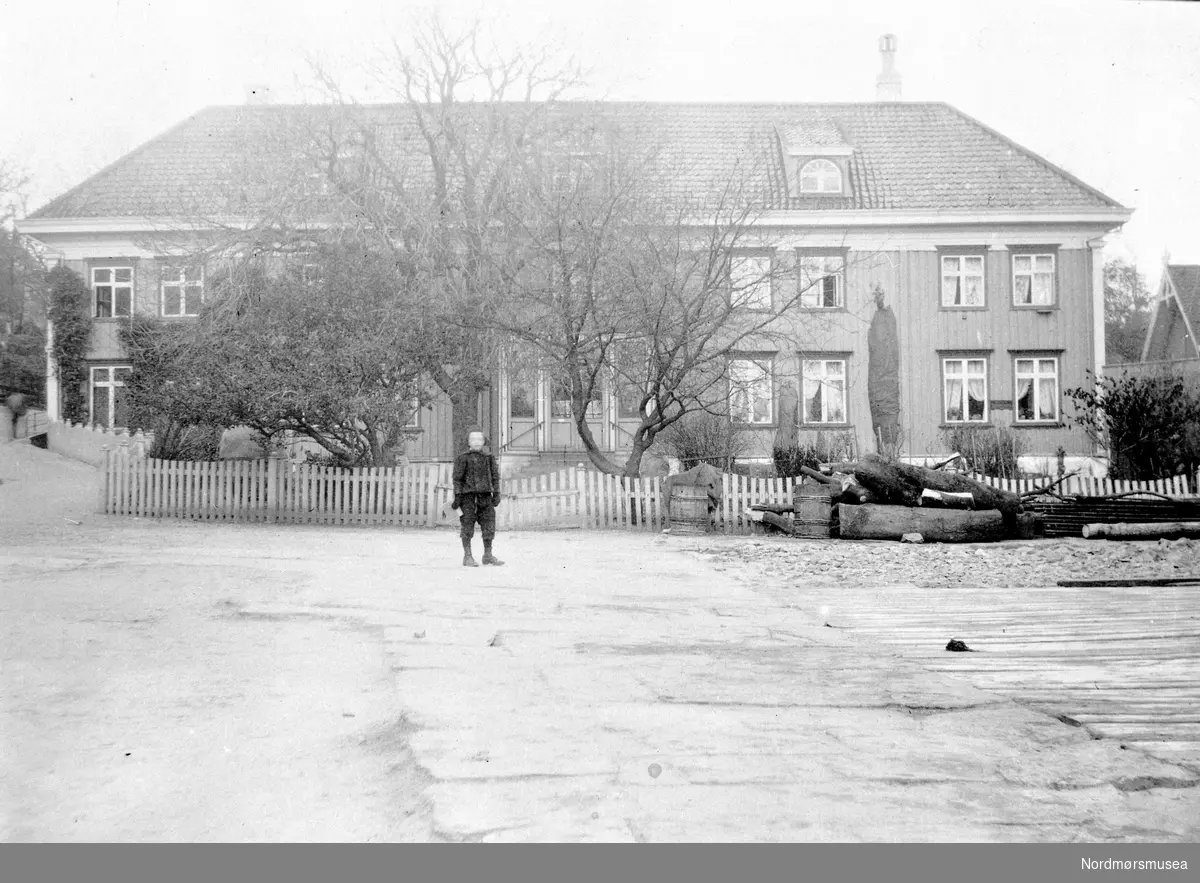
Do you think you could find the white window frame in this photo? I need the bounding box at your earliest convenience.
[799,159,842,194]
[798,254,846,308]
[160,264,204,317]
[405,397,421,429]
[942,357,989,424]
[1012,253,1056,306]
[1014,356,1060,423]
[940,254,986,308]
[90,365,131,429]
[801,358,847,424]
[730,255,773,311]
[92,266,134,318]
[728,357,774,425]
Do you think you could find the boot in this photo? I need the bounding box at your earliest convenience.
[482,540,504,566]
[462,538,478,567]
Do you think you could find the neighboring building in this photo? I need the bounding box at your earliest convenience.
[19,38,1131,470]
[1113,262,1200,386]
[1141,264,1200,362]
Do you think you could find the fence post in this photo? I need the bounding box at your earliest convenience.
[98,445,111,514]
[268,452,282,523]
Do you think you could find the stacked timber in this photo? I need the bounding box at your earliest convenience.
[1026,497,1200,538]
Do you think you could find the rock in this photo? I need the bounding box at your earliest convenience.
[900,533,924,544]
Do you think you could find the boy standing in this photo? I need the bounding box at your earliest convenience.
[451,426,504,567]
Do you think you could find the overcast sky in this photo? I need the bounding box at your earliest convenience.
[2,0,1197,288]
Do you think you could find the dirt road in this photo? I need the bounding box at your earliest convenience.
[3,443,1198,842]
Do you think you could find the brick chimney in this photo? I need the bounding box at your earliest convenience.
[876,35,902,102]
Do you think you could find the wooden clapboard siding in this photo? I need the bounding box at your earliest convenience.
[405,391,454,462]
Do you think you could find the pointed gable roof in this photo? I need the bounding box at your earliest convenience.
[1142,264,1200,361]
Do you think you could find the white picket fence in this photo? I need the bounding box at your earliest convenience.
[99,453,798,533]
[974,473,1198,498]
[99,451,1200,532]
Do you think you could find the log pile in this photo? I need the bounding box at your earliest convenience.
[821,454,1023,542]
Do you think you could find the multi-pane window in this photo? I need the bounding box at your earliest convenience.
[160,265,203,316]
[405,397,421,429]
[941,255,985,307]
[728,358,774,425]
[798,255,845,308]
[942,357,988,423]
[798,159,842,194]
[801,359,847,424]
[1013,253,1055,306]
[92,267,133,318]
[1015,357,1059,422]
[91,366,131,429]
[730,255,772,310]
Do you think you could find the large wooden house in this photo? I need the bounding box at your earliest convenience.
[20,44,1130,473]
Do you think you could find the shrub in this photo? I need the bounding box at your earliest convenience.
[145,418,223,461]
[941,425,1026,479]
[658,411,751,471]
[1067,369,1200,481]
[772,430,857,477]
[46,266,91,423]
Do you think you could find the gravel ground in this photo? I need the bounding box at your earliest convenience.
[692,534,1199,588]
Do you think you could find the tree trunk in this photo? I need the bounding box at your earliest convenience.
[838,504,1006,543]
[846,454,1021,531]
[1082,521,1200,540]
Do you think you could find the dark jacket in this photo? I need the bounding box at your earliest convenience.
[453,449,500,496]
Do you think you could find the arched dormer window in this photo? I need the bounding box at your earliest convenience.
[799,159,842,194]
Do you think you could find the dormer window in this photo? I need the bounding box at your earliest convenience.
[799,159,842,194]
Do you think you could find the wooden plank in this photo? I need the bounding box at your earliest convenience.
[1058,577,1200,587]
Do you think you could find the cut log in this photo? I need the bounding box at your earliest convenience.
[848,454,1021,532]
[799,466,839,485]
[1057,576,1200,587]
[1081,521,1200,540]
[837,503,1005,543]
[919,489,975,509]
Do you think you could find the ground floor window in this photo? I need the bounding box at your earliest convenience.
[728,357,774,424]
[551,376,602,420]
[90,366,131,429]
[942,357,988,423]
[1014,356,1059,422]
[801,358,847,423]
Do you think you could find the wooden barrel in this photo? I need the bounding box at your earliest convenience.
[794,482,835,538]
[670,484,712,534]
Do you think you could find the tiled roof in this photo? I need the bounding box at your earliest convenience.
[1166,265,1200,343]
[28,101,1126,220]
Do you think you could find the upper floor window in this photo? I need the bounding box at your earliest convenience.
[798,254,845,308]
[1013,253,1056,306]
[941,255,985,307]
[160,265,204,317]
[730,255,773,310]
[92,266,133,318]
[728,357,774,425]
[799,159,842,194]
